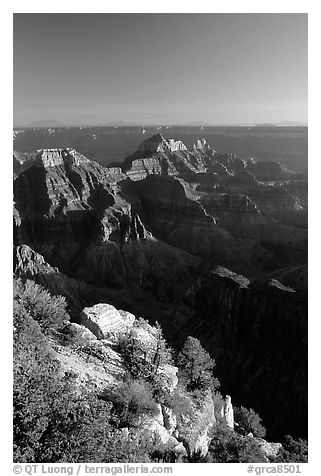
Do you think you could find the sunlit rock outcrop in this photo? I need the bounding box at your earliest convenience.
[80,303,135,340]
[221,395,234,429]
[138,133,187,155]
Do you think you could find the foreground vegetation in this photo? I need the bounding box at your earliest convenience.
[13,278,307,463]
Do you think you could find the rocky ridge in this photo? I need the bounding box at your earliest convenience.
[45,298,283,459]
[49,300,228,457]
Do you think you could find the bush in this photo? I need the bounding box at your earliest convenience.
[118,321,173,381]
[150,447,180,463]
[57,397,155,463]
[14,278,69,331]
[163,386,193,422]
[177,336,220,392]
[13,302,155,463]
[107,376,159,428]
[184,449,209,463]
[207,427,267,463]
[275,435,308,463]
[234,406,266,438]
[98,431,155,463]
[14,303,75,462]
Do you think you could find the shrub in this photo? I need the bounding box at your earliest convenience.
[55,397,155,463]
[13,302,154,463]
[184,449,209,463]
[13,280,168,463]
[150,447,180,463]
[234,406,266,438]
[177,336,220,392]
[14,278,69,331]
[117,321,173,382]
[207,427,267,463]
[14,304,75,462]
[107,376,159,428]
[275,435,308,463]
[163,385,193,422]
[97,431,154,463]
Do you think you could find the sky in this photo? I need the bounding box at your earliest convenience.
[13,13,308,126]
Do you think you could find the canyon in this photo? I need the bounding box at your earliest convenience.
[13,131,308,443]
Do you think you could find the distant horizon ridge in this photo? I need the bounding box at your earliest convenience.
[14,119,308,129]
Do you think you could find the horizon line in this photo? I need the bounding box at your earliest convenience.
[13,121,308,129]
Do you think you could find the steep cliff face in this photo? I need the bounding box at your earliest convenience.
[199,192,307,244]
[13,244,128,314]
[130,172,305,273]
[116,134,235,181]
[138,133,188,154]
[248,187,306,227]
[13,148,136,269]
[113,135,307,242]
[121,175,278,276]
[159,266,307,440]
[123,150,203,182]
[72,235,202,300]
[245,160,294,181]
[13,150,202,299]
[219,173,307,228]
[13,151,38,176]
[13,148,125,218]
[280,180,308,208]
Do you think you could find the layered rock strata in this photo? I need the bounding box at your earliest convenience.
[162,266,307,439]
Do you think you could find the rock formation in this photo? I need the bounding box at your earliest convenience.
[14,138,307,276]
[12,133,308,445]
[13,151,38,176]
[221,395,234,429]
[200,191,307,244]
[245,160,294,181]
[254,438,283,460]
[178,391,217,456]
[80,303,135,340]
[193,137,214,152]
[161,265,307,439]
[137,133,188,155]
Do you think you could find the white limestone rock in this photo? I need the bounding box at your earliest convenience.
[80,303,135,340]
[138,133,187,155]
[53,341,123,391]
[157,138,187,153]
[141,415,187,457]
[220,395,234,429]
[154,404,164,426]
[255,438,282,459]
[66,322,97,342]
[38,148,64,167]
[156,364,179,393]
[130,322,158,346]
[178,390,216,457]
